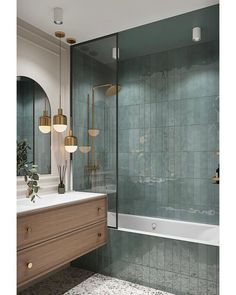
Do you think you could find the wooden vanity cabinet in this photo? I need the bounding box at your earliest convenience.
[17,195,107,287]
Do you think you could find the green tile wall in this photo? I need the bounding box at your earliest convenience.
[17,80,51,174]
[118,40,219,224]
[17,80,34,166]
[71,24,219,295]
[34,86,51,174]
[73,229,219,295]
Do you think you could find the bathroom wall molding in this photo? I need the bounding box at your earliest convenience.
[17,19,71,197]
[17,18,69,54]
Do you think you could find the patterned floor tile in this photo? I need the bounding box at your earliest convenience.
[19,267,174,295]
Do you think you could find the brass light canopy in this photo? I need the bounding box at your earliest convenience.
[55,31,65,38]
[66,37,76,44]
[53,31,68,132]
[39,110,51,133]
[64,129,78,153]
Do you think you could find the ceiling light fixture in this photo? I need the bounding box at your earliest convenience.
[79,94,91,154]
[64,34,78,152]
[53,31,67,132]
[54,7,63,25]
[64,129,78,153]
[38,97,51,133]
[192,27,201,42]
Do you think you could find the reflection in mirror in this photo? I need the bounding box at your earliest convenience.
[17,76,51,175]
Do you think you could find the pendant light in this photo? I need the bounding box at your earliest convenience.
[79,94,91,153]
[88,87,100,137]
[64,36,78,153]
[38,97,51,133]
[64,129,78,153]
[53,31,67,132]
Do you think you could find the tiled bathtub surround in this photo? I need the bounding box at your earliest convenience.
[75,229,219,295]
[117,40,219,224]
[19,267,172,295]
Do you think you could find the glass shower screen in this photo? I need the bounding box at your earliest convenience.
[71,34,118,228]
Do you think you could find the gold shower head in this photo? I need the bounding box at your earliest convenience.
[105,84,121,96]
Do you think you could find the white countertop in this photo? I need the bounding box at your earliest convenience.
[17,191,106,215]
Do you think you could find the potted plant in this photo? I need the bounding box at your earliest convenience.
[19,164,40,202]
[17,140,31,175]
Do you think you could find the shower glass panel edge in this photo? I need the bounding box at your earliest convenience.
[71,33,119,229]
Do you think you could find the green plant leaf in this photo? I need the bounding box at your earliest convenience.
[27,188,33,197]
[32,174,39,180]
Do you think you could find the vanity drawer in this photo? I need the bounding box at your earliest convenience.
[17,197,107,249]
[17,221,107,286]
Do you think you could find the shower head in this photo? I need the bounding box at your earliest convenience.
[105,84,121,96]
[92,83,121,96]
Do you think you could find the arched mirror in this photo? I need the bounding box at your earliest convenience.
[17,76,51,175]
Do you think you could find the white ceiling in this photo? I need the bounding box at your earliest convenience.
[17,0,219,44]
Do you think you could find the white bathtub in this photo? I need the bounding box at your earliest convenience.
[108,212,219,246]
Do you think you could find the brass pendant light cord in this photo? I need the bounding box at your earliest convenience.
[59,37,62,109]
[92,89,95,129]
[87,94,90,147]
[91,90,95,164]
[87,94,90,164]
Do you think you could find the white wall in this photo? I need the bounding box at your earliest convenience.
[17,21,71,196]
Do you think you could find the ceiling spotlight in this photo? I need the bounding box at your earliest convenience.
[192,27,201,42]
[54,7,63,25]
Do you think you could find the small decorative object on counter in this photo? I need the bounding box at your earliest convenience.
[19,164,40,202]
[57,161,67,194]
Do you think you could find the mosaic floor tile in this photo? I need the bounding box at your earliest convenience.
[19,267,174,295]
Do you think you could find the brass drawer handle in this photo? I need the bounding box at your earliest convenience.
[97,207,103,213]
[98,232,102,237]
[27,262,33,269]
[26,226,32,233]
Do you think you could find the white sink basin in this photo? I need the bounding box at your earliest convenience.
[17,191,106,214]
